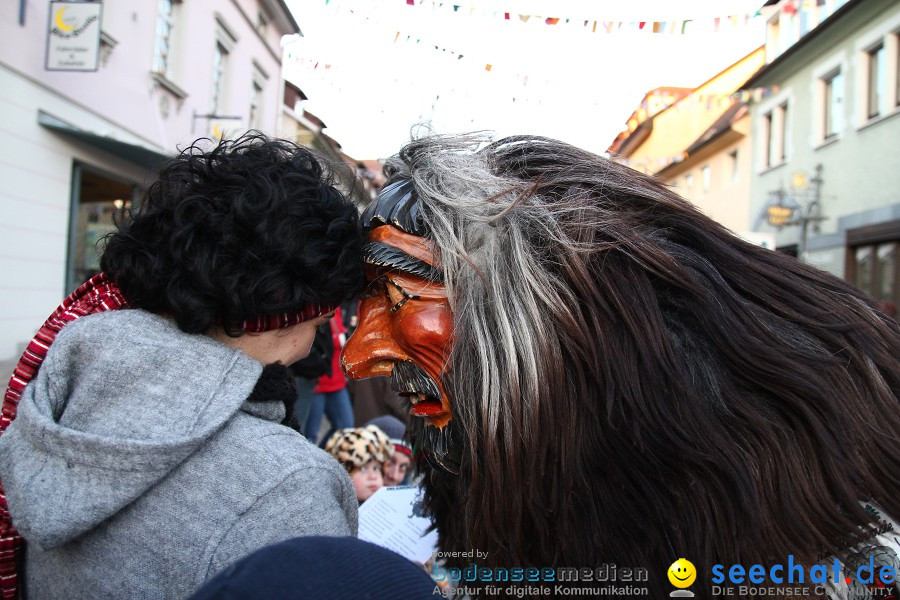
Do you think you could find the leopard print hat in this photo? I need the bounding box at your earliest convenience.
[325,425,395,472]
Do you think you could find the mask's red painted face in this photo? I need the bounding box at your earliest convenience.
[341,225,454,429]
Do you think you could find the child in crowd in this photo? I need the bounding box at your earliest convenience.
[366,415,413,486]
[325,425,394,503]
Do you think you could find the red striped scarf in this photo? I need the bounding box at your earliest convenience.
[0,274,333,598]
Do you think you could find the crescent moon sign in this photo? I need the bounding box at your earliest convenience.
[55,7,75,32]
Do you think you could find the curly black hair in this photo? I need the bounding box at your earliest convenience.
[100,132,364,336]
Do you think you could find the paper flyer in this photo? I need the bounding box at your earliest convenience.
[358,485,438,564]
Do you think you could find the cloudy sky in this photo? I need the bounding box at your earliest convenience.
[284,0,766,159]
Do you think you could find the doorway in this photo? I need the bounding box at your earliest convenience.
[66,164,140,293]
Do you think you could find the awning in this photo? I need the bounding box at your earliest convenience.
[38,110,171,171]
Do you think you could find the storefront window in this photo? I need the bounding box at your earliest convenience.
[68,166,136,292]
[849,238,898,310]
[876,243,896,301]
[855,246,872,292]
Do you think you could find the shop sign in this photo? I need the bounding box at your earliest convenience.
[46,1,102,72]
[766,204,795,227]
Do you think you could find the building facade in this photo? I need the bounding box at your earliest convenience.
[0,0,299,365]
[280,81,385,205]
[657,104,763,244]
[744,0,899,307]
[609,48,766,241]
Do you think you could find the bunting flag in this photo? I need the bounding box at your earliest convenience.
[296,0,771,92]
[395,3,757,36]
[730,85,780,103]
[294,34,781,107]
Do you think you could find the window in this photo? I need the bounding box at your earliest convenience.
[877,243,897,302]
[855,30,900,126]
[729,150,739,184]
[847,221,900,308]
[250,63,269,131]
[761,103,788,169]
[249,82,263,129]
[896,37,899,108]
[778,103,788,162]
[701,165,711,192]
[867,44,885,119]
[685,174,694,189]
[855,246,873,292]
[68,166,138,293]
[766,17,781,60]
[852,242,897,304]
[257,8,270,36]
[211,42,227,115]
[152,0,174,76]
[798,8,811,38]
[823,70,842,139]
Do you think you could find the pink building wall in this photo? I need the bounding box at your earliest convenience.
[0,0,299,365]
[0,0,295,151]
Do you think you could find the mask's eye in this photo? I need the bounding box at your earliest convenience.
[385,277,420,313]
[362,277,385,299]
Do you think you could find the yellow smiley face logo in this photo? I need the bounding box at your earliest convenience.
[668,558,696,588]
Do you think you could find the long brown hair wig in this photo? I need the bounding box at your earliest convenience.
[382,133,900,599]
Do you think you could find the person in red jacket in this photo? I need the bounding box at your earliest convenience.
[305,307,354,443]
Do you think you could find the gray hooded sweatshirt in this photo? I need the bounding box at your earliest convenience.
[0,310,358,599]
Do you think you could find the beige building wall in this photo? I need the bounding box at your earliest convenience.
[664,113,754,236]
[625,47,765,175]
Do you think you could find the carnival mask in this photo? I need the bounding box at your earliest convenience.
[341,179,460,473]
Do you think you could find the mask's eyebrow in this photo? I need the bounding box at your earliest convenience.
[362,242,444,283]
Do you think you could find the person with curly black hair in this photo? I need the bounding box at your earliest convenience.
[0,132,365,599]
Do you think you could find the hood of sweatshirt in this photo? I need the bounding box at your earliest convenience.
[0,309,269,549]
